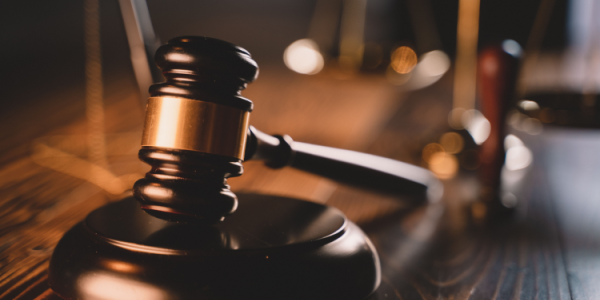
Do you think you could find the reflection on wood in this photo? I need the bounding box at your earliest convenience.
[0,65,597,299]
[371,184,570,299]
[0,68,409,299]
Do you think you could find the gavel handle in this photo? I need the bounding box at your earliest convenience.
[245,126,442,204]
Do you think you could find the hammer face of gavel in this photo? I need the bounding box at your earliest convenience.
[133,36,258,224]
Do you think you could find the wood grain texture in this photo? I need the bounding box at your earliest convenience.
[0,67,408,299]
[0,76,144,300]
[369,177,571,300]
[0,66,595,300]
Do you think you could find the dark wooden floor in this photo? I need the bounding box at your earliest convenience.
[1,58,599,299]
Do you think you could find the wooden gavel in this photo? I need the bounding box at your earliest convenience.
[132,36,441,224]
[47,36,521,300]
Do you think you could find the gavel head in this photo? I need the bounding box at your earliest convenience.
[133,36,258,224]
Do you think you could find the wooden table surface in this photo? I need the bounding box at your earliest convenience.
[0,61,599,300]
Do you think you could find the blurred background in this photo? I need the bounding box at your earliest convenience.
[3,0,600,298]
[0,0,585,199]
[0,0,573,173]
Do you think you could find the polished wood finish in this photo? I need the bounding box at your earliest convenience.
[134,147,243,224]
[150,36,256,110]
[49,195,379,300]
[134,36,258,224]
[246,126,440,203]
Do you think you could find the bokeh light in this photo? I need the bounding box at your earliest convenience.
[418,50,450,77]
[462,109,491,145]
[518,100,540,111]
[429,152,459,179]
[503,134,523,150]
[439,132,464,154]
[283,39,324,75]
[422,143,444,163]
[505,145,533,170]
[501,192,518,208]
[387,49,450,88]
[504,135,533,171]
[390,46,418,74]
[501,39,523,57]
[521,117,543,135]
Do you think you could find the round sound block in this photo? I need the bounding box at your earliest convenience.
[48,193,380,300]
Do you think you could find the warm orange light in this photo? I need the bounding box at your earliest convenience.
[428,152,458,179]
[451,0,481,128]
[422,143,444,163]
[439,132,464,154]
[390,46,417,74]
[104,261,139,273]
[79,272,167,300]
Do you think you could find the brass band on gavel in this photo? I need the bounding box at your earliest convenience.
[141,96,250,159]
